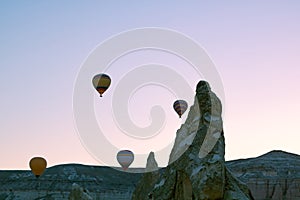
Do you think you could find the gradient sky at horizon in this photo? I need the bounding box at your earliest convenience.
[1,1,300,170]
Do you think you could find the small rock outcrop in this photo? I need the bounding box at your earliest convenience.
[145,152,159,172]
[68,183,93,200]
[132,152,160,200]
[133,80,254,200]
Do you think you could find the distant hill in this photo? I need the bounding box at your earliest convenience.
[0,164,142,200]
[0,150,300,199]
[226,150,300,200]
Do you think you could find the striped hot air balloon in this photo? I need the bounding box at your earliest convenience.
[92,73,111,97]
[117,150,134,170]
[173,100,188,118]
[29,157,47,178]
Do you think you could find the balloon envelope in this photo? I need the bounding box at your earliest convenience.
[92,73,111,97]
[117,150,134,170]
[29,157,47,178]
[173,100,188,118]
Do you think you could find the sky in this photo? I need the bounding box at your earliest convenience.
[1,1,300,170]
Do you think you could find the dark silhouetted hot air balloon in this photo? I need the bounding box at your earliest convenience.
[173,100,188,118]
[92,73,111,97]
[29,157,47,178]
[117,150,134,170]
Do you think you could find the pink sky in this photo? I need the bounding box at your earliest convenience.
[0,1,299,170]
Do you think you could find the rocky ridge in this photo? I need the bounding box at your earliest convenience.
[227,150,300,200]
[0,151,300,199]
[0,164,141,200]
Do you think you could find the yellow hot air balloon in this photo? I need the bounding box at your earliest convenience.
[117,150,134,170]
[29,157,47,178]
[173,100,188,118]
[92,73,111,97]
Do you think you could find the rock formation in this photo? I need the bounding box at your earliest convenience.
[0,164,141,199]
[132,152,160,200]
[68,183,92,200]
[145,152,159,172]
[133,80,254,200]
[226,150,300,200]
[0,150,300,199]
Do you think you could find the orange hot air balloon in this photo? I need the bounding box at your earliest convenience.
[29,157,47,178]
[92,73,111,97]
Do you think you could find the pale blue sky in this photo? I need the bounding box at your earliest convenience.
[1,1,300,169]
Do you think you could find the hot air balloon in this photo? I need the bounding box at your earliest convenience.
[173,100,188,118]
[92,73,111,97]
[117,150,134,170]
[29,157,47,178]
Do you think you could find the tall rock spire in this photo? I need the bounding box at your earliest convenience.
[132,80,254,200]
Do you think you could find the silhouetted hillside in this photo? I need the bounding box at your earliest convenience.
[0,150,299,199]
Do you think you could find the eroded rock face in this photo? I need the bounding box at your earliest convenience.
[133,80,254,200]
[132,152,160,200]
[146,152,159,173]
[68,183,92,200]
[0,151,299,199]
[227,150,300,200]
[0,164,141,200]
